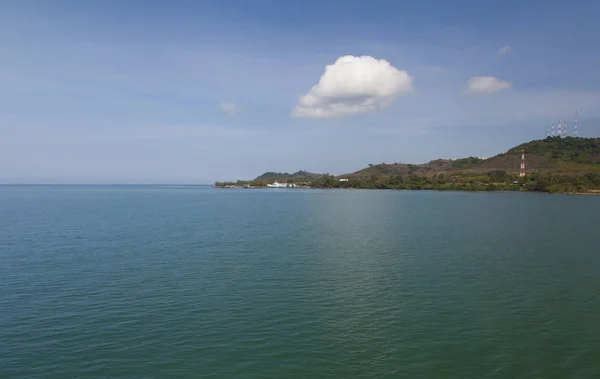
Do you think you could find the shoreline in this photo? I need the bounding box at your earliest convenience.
[214,185,600,195]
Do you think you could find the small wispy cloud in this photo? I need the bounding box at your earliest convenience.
[465,76,511,94]
[220,102,237,115]
[497,45,512,56]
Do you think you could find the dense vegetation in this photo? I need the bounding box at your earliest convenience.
[452,157,484,169]
[511,137,600,164]
[216,137,600,194]
[307,171,600,193]
[255,170,320,180]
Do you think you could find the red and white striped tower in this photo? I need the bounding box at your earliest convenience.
[574,110,579,137]
[519,148,526,177]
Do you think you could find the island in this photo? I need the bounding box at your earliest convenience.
[216,137,600,194]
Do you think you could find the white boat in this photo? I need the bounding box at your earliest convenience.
[267,181,297,188]
[267,181,288,188]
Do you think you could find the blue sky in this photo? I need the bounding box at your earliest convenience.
[1,0,599,183]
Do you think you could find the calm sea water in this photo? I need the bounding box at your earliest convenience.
[1,185,599,379]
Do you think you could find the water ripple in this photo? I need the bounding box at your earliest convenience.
[1,187,599,378]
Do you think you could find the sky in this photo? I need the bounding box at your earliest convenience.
[1,0,600,183]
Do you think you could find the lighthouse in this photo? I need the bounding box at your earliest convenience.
[519,148,526,177]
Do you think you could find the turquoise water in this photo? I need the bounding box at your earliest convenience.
[1,186,599,378]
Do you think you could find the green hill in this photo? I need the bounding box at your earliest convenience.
[510,137,600,164]
[217,137,600,193]
[346,137,600,176]
[474,137,600,173]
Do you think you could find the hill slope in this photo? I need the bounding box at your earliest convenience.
[342,137,600,177]
[217,137,600,193]
[474,137,600,173]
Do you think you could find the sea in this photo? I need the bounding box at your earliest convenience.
[1,185,599,379]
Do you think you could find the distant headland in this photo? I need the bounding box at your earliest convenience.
[216,137,600,194]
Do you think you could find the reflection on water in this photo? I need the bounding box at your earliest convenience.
[1,186,599,378]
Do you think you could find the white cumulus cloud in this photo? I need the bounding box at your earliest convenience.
[292,55,413,118]
[497,45,512,56]
[220,102,237,115]
[465,76,511,94]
